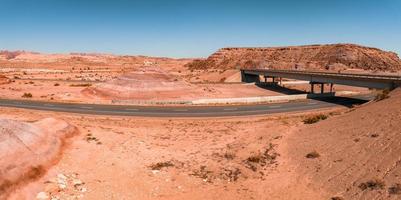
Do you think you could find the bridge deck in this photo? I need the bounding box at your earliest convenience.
[241,69,401,89]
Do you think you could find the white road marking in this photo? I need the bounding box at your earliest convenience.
[308,102,318,105]
[125,108,139,111]
[80,106,93,109]
[223,108,238,111]
[174,109,188,112]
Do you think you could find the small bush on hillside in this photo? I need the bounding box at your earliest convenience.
[330,197,344,200]
[303,114,328,124]
[54,83,60,86]
[149,161,174,170]
[22,93,33,98]
[389,184,401,195]
[69,83,92,87]
[358,179,385,191]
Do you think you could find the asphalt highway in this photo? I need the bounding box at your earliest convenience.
[0,95,372,117]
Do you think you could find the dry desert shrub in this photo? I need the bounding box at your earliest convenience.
[69,83,92,87]
[303,114,328,124]
[149,161,174,170]
[389,184,401,195]
[358,179,385,191]
[21,93,33,98]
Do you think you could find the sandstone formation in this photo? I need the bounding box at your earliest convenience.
[186,44,401,72]
[0,118,78,198]
[0,75,10,84]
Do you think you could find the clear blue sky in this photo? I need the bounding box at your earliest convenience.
[0,0,400,58]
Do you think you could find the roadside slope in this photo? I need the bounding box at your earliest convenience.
[288,88,401,199]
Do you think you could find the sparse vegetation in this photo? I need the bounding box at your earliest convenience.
[330,197,344,200]
[303,114,328,124]
[305,151,320,159]
[69,83,92,87]
[22,93,33,98]
[222,167,241,182]
[54,83,60,86]
[149,161,174,170]
[243,144,278,172]
[85,134,101,145]
[388,184,401,195]
[358,179,385,191]
[223,151,236,160]
[190,165,213,182]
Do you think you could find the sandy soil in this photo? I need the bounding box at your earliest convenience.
[0,105,344,200]
[286,88,401,199]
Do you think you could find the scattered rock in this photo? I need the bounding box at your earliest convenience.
[305,151,320,159]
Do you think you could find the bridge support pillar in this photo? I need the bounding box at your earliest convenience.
[330,83,334,93]
[311,83,315,94]
[321,83,324,94]
[310,82,327,94]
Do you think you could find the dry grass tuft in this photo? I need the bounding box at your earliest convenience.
[21,93,33,98]
[388,184,401,195]
[149,161,174,170]
[69,83,92,87]
[358,179,385,191]
[303,114,328,124]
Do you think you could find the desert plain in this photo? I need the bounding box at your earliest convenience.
[1,44,401,200]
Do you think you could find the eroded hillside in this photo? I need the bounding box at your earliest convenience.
[186,44,401,72]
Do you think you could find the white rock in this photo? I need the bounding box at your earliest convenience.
[36,192,49,200]
[72,179,83,186]
[80,187,87,193]
[57,174,67,180]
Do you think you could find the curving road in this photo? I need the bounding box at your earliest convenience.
[0,95,372,117]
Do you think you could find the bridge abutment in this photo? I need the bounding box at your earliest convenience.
[241,70,260,83]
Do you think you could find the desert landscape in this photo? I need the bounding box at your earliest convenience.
[0,42,401,200]
[3,0,401,199]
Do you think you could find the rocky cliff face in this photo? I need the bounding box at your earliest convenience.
[186,44,401,72]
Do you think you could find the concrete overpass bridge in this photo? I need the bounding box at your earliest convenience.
[241,69,401,93]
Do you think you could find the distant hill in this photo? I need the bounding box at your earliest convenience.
[0,51,194,70]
